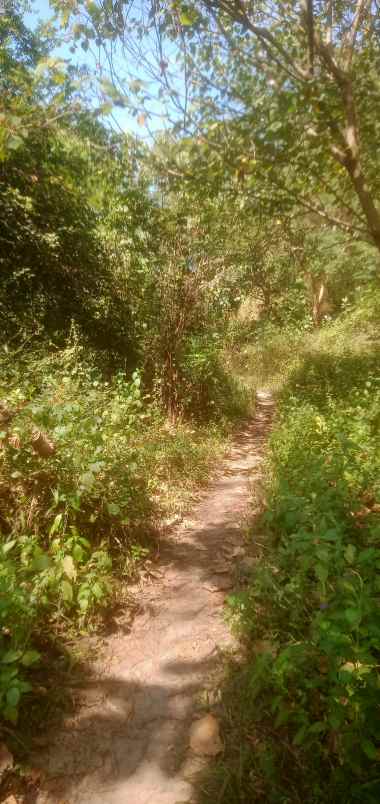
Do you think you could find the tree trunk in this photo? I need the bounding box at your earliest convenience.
[340,77,380,253]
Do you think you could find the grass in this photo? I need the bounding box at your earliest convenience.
[199,294,380,804]
[0,334,250,739]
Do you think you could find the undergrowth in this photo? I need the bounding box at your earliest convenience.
[201,296,380,804]
[0,333,248,729]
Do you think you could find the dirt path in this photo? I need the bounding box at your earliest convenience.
[35,392,274,804]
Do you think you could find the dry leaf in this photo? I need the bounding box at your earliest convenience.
[31,429,55,458]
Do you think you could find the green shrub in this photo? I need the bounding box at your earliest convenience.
[0,533,111,724]
[0,130,140,365]
[0,343,153,546]
[179,335,250,420]
[0,333,238,724]
[207,312,380,803]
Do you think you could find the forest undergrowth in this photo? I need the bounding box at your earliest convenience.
[2,3,380,798]
[201,294,380,804]
[0,330,249,742]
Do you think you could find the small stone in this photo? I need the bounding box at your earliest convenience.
[189,714,223,756]
[0,742,13,777]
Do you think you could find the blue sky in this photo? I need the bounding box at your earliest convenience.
[23,0,174,139]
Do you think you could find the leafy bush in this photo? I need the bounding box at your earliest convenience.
[0,533,111,725]
[179,335,249,420]
[0,332,238,724]
[205,312,380,804]
[230,324,304,393]
[0,128,141,365]
[0,340,152,545]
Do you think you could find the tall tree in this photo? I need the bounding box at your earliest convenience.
[53,0,380,255]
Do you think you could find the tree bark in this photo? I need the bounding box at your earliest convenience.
[314,37,380,254]
[340,78,380,253]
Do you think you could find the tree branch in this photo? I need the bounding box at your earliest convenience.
[345,0,371,70]
[301,0,315,76]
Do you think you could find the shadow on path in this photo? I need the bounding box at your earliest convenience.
[29,394,275,804]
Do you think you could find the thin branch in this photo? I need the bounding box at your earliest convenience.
[295,194,369,237]
[325,0,333,45]
[204,0,310,83]
[301,0,315,76]
[345,0,370,70]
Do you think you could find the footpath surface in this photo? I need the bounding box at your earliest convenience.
[35,392,274,804]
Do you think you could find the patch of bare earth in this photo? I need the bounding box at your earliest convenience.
[32,392,274,804]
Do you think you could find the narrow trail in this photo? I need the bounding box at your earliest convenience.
[35,392,274,804]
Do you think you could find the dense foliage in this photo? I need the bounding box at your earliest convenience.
[1,3,380,798]
[204,300,380,803]
[0,3,250,728]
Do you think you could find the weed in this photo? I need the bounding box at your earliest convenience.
[0,334,245,724]
[202,300,380,803]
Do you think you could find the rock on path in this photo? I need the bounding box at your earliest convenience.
[34,392,274,804]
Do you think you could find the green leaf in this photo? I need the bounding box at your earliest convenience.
[2,540,16,554]
[3,704,18,724]
[1,649,22,665]
[32,553,51,571]
[344,544,356,564]
[73,544,84,562]
[315,563,328,585]
[268,120,283,134]
[362,739,378,760]
[21,650,40,668]
[274,706,290,727]
[6,686,20,708]
[61,579,73,602]
[179,12,193,25]
[79,471,95,489]
[97,102,113,116]
[345,607,361,626]
[7,135,24,151]
[293,724,307,745]
[49,512,63,536]
[309,721,326,735]
[52,71,66,85]
[92,582,104,600]
[107,502,120,516]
